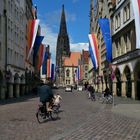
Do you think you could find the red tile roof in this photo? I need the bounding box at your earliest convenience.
[63,52,81,66]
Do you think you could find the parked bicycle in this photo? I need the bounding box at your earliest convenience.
[36,103,59,123]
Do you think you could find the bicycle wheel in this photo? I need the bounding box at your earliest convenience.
[49,110,58,120]
[36,109,45,123]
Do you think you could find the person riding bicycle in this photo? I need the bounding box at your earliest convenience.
[38,81,54,115]
[104,87,110,97]
[88,85,95,100]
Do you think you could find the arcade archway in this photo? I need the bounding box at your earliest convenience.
[124,66,132,98]
[134,62,140,100]
[115,68,122,96]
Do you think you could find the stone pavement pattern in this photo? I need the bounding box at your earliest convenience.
[0,89,140,140]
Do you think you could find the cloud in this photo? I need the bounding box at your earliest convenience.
[40,23,57,64]
[70,43,89,52]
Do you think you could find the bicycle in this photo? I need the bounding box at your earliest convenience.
[36,103,59,123]
[101,94,113,104]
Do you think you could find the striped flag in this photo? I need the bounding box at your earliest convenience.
[27,19,40,60]
[51,64,55,81]
[33,36,44,66]
[37,44,45,71]
[77,65,80,80]
[42,51,48,75]
[47,59,51,78]
[88,33,99,69]
[131,0,140,48]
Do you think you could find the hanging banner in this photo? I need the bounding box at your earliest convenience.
[47,59,51,78]
[42,51,48,75]
[88,33,99,69]
[51,64,55,81]
[131,0,140,48]
[98,18,112,62]
[33,36,44,66]
[37,44,45,71]
[27,19,40,60]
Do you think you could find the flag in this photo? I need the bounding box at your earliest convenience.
[27,19,40,60]
[33,36,44,66]
[51,64,55,80]
[98,18,112,62]
[47,59,51,78]
[88,33,99,69]
[42,51,48,75]
[131,0,140,48]
[77,65,80,80]
[37,44,45,71]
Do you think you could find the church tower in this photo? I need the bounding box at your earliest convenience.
[56,5,70,85]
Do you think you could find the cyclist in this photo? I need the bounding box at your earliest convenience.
[38,82,54,116]
[88,85,95,101]
[104,87,110,97]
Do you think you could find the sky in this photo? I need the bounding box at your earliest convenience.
[32,0,90,64]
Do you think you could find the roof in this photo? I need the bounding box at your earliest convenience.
[63,52,81,66]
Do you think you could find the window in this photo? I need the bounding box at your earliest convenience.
[124,34,127,53]
[85,66,88,71]
[66,69,70,77]
[115,15,118,30]
[123,3,130,23]
[85,73,88,78]
[118,13,121,28]
[115,13,121,30]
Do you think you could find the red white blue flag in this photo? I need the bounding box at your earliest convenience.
[47,59,51,78]
[131,0,140,48]
[88,34,99,69]
[27,19,40,60]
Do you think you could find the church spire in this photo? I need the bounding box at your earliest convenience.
[59,4,67,35]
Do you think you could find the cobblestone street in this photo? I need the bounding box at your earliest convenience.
[0,89,140,140]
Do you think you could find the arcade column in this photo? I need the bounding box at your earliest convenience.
[15,84,20,98]
[113,81,117,96]
[0,85,6,99]
[8,83,13,98]
[121,80,126,97]
[131,73,136,99]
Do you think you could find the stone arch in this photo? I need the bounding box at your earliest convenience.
[14,73,19,83]
[20,74,25,84]
[123,65,132,98]
[115,68,122,96]
[134,61,140,100]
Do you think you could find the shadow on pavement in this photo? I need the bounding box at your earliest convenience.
[0,93,38,106]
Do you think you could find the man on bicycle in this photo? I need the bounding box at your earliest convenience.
[38,81,54,114]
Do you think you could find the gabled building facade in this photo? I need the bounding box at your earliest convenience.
[111,0,140,100]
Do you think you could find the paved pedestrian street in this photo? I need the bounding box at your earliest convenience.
[0,89,140,140]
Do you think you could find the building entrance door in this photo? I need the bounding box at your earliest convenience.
[137,80,140,100]
[124,66,132,98]
[115,69,121,96]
